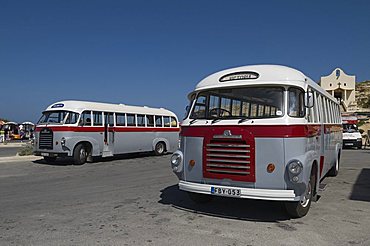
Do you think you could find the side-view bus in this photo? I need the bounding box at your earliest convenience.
[171,65,342,218]
[34,100,180,164]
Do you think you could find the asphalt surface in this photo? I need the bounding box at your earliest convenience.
[0,150,369,245]
[0,146,20,157]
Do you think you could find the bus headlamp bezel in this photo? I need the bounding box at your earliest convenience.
[287,160,303,175]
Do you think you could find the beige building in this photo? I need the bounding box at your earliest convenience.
[319,68,356,112]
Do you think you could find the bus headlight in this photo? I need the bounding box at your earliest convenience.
[171,151,183,172]
[61,137,66,147]
[288,160,303,175]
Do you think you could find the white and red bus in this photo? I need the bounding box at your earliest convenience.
[171,65,342,218]
[34,100,180,164]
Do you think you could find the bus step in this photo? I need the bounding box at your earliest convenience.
[319,183,327,191]
[102,151,113,157]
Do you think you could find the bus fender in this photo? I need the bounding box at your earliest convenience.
[286,151,318,196]
[66,136,100,156]
[152,138,169,152]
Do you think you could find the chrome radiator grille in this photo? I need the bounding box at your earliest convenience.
[39,128,53,150]
[206,139,251,175]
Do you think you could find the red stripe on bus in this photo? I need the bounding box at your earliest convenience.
[35,126,180,133]
[180,125,330,138]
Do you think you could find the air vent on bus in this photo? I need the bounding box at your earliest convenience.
[39,128,53,150]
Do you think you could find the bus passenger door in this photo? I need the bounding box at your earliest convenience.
[103,113,114,157]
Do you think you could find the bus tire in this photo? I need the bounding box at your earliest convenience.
[188,192,213,204]
[73,143,87,165]
[284,170,316,218]
[44,156,57,163]
[154,142,166,156]
[328,153,340,177]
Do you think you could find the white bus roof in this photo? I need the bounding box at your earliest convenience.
[44,100,177,117]
[191,64,336,102]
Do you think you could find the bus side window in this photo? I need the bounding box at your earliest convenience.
[127,114,136,126]
[170,117,177,127]
[137,115,145,127]
[80,111,92,126]
[288,88,305,117]
[93,111,103,126]
[65,112,79,124]
[116,113,126,126]
[105,112,114,126]
[155,116,163,127]
[163,116,170,127]
[191,95,207,118]
[146,115,154,127]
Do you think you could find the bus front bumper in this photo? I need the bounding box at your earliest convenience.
[179,181,298,201]
[34,151,69,158]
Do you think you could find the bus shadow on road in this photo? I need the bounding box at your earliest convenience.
[159,185,291,222]
[349,168,370,202]
[32,152,165,166]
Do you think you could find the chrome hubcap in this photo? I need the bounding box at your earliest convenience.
[80,148,86,161]
[301,182,312,207]
[157,144,164,153]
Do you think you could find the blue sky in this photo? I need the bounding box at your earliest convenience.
[1,0,369,123]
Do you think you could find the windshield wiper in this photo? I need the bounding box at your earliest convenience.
[211,117,223,124]
[238,118,250,124]
[189,119,198,125]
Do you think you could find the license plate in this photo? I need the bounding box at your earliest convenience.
[41,153,50,157]
[346,143,353,146]
[211,186,241,197]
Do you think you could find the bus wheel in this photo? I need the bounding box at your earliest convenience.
[328,154,340,177]
[154,142,166,156]
[73,144,87,165]
[285,171,316,218]
[357,143,362,150]
[188,192,213,204]
[44,156,57,163]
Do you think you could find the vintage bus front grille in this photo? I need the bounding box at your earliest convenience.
[204,136,255,182]
[39,128,53,150]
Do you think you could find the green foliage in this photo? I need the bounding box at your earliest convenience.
[358,120,366,127]
[18,144,34,156]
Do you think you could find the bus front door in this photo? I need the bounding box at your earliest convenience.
[103,114,114,157]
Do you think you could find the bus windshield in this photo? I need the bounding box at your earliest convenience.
[343,124,358,133]
[38,111,80,125]
[190,87,284,120]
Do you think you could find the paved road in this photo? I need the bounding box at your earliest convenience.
[0,150,369,245]
[0,146,21,157]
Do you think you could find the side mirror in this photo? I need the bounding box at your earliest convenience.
[304,92,314,108]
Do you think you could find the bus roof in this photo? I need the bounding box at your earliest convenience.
[190,64,337,102]
[44,100,177,117]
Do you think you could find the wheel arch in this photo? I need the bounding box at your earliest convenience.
[67,136,100,156]
[152,138,169,152]
[310,160,319,196]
